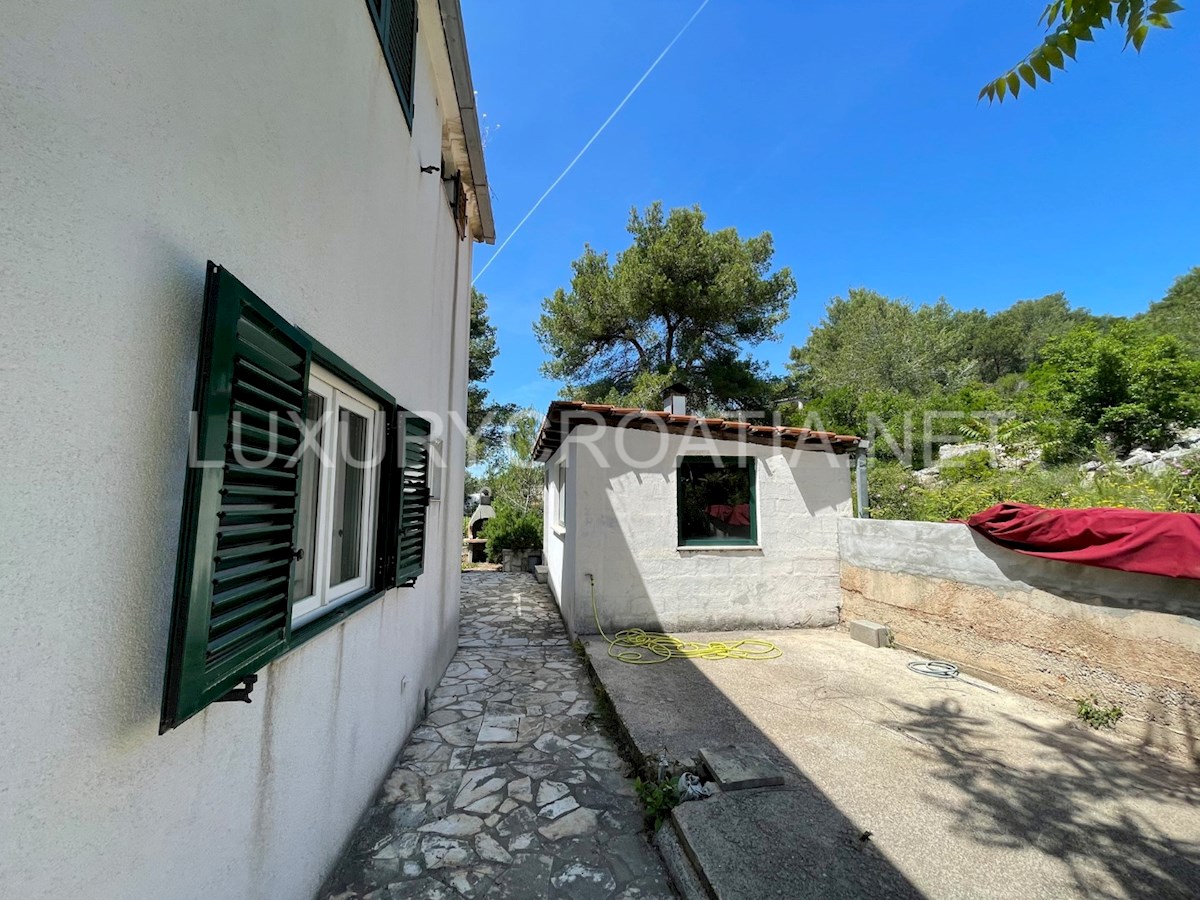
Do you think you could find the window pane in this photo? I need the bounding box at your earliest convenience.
[330,408,369,585]
[555,466,566,527]
[290,392,325,602]
[678,459,753,543]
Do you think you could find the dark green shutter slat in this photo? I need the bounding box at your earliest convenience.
[212,540,293,564]
[206,611,288,668]
[161,262,312,732]
[225,464,297,482]
[234,329,306,383]
[209,596,288,643]
[365,0,417,126]
[394,410,430,586]
[386,0,416,121]
[235,357,305,400]
[211,574,289,616]
[212,556,293,588]
[221,485,295,499]
[232,401,302,435]
[232,421,300,448]
[237,315,305,370]
[219,511,296,524]
[235,379,302,415]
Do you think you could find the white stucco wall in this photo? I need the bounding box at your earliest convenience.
[0,4,473,899]
[554,425,853,635]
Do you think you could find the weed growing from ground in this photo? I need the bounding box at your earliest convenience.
[634,777,680,831]
[1076,696,1123,729]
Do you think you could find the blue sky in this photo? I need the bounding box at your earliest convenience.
[461,1,1199,413]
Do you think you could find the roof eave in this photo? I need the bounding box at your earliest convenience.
[530,399,862,462]
[436,0,495,243]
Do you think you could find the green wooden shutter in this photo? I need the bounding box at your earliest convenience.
[386,0,417,121]
[395,411,431,586]
[364,0,417,125]
[161,263,312,732]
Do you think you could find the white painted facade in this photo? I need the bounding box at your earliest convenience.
[543,425,853,636]
[0,3,488,899]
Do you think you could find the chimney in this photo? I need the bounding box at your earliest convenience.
[661,383,689,416]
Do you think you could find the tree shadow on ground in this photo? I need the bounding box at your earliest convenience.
[886,697,1200,899]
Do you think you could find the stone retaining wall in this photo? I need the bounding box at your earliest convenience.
[838,518,1200,761]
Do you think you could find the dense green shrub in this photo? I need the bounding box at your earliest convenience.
[1032,323,1200,460]
[485,505,543,562]
[867,453,1200,523]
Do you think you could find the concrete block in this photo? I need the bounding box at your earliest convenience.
[671,787,923,899]
[849,619,890,649]
[532,565,548,584]
[697,746,785,791]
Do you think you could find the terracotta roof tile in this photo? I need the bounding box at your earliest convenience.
[531,400,861,462]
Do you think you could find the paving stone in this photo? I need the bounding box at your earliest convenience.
[551,861,617,899]
[421,835,473,869]
[537,807,599,841]
[388,877,453,899]
[463,793,503,814]
[507,776,532,802]
[453,771,504,808]
[494,804,536,839]
[390,802,428,829]
[317,573,671,899]
[536,780,569,806]
[508,832,537,853]
[475,832,513,865]
[538,796,580,820]
[394,832,421,859]
[477,714,521,743]
[417,814,484,837]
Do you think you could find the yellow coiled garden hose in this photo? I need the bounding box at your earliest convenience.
[589,576,782,664]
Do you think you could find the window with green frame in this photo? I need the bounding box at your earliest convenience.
[365,0,418,127]
[676,457,757,547]
[160,263,431,732]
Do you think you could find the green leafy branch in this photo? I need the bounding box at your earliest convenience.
[981,0,1184,103]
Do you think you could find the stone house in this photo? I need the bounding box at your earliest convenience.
[532,389,862,636]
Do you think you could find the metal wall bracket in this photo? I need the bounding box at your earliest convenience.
[218,674,258,704]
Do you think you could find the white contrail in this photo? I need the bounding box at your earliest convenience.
[472,0,711,285]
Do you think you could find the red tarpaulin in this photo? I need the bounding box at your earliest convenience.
[707,504,751,527]
[965,503,1200,580]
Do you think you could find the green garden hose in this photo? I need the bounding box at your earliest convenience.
[589,577,782,664]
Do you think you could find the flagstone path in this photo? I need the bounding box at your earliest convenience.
[321,571,675,900]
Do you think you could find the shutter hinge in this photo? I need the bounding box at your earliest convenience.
[218,674,258,704]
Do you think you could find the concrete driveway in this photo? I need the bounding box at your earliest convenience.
[584,629,1200,899]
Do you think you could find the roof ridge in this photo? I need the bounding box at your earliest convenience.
[532,399,861,462]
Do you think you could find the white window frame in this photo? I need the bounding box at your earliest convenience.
[291,366,383,629]
[554,462,567,530]
[427,436,445,502]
